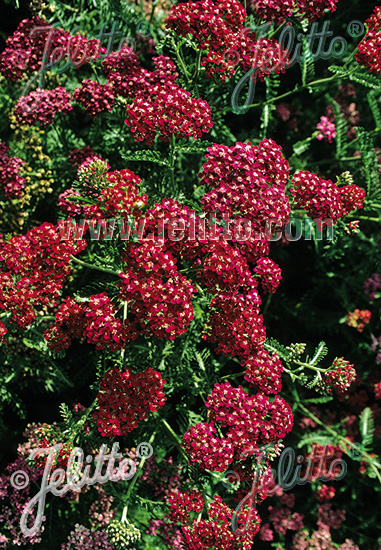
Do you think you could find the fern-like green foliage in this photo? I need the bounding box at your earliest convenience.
[59,402,74,426]
[367,91,381,130]
[264,337,290,361]
[260,75,280,139]
[310,341,328,366]
[330,99,347,159]
[328,66,381,90]
[359,407,374,449]
[121,150,171,167]
[301,36,315,86]
[356,127,380,200]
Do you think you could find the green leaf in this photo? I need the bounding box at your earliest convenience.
[310,341,328,365]
[293,138,311,156]
[330,99,347,159]
[301,35,315,86]
[328,66,381,90]
[303,396,334,404]
[120,149,170,167]
[359,407,374,449]
[367,91,381,129]
[356,127,379,198]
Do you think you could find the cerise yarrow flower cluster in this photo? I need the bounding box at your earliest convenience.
[249,0,338,22]
[59,162,147,221]
[198,138,290,262]
[291,171,365,221]
[356,6,381,75]
[72,79,115,117]
[182,381,293,470]
[125,83,213,145]
[14,87,73,127]
[43,293,136,353]
[92,366,166,437]
[0,223,86,329]
[118,241,197,340]
[167,0,290,83]
[171,492,261,550]
[320,358,357,394]
[0,16,105,81]
[0,142,26,199]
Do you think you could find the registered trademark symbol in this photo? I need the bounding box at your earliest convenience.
[347,20,365,38]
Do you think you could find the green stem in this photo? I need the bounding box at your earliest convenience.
[292,359,327,373]
[70,397,98,441]
[161,418,189,460]
[172,38,191,83]
[125,431,156,505]
[70,255,121,276]
[246,74,344,110]
[307,156,362,167]
[192,49,202,81]
[169,134,176,191]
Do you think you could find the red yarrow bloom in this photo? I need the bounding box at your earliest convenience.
[0,142,25,199]
[291,171,344,221]
[14,87,72,127]
[125,83,213,145]
[73,79,115,117]
[321,357,356,394]
[166,0,246,51]
[93,367,166,437]
[243,349,283,394]
[356,6,381,74]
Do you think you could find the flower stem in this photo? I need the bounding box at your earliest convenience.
[70,255,121,276]
[169,134,176,191]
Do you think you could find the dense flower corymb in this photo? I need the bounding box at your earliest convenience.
[125,83,213,145]
[93,367,166,437]
[14,87,73,126]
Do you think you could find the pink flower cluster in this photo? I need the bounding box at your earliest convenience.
[315,485,336,503]
[356,6,381,74]
[0,142,25,199]
[364,272,381,301]
[182,381,293,470]
[316,116,337,143]
[370,336,381,365]
[291,171,365,222]
[73,79,115,117]
[92,366,166,437]
[0,455,43,546]
[14,87,73,126]
[61,524,112,550]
